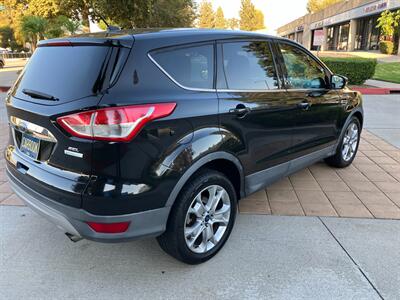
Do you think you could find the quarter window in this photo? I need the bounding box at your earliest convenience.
[278,43,327,89]
[222,41,279,90]
[151,44,214,89]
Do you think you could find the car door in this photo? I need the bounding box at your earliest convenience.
[217,40,297,191]
[275,41,342,159]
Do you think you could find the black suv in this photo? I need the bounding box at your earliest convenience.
[6,29,363,264]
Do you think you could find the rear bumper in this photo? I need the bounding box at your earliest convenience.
[7,168,170,242]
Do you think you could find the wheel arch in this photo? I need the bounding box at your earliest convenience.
[335,106,364,151]
[352,110,363,128]
[165,152,245,210]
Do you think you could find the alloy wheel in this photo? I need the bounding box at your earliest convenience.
[184,185,231,254]
[341,122,359,161]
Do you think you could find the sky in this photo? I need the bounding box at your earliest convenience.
[195,0,309,34]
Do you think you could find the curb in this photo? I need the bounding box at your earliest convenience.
[352,87,400,95]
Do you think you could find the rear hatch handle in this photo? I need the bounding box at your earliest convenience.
[16,162,29,175]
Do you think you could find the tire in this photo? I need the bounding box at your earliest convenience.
[325,117,361,168]
[157,169,237,264]
[0,61,4,69]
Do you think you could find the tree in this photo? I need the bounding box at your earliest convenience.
[62,17,81,35]
[0,26,14,48]
[1,0,29,44]
[45,17,64,38]
[44,15,81,38]
[145,0,196,27]
[20,15,47,49]
[214,6,226,29]
[58,0,91,27]
[91,0,196,28]
[198,0,214,28]
[377,10,400,39]
[239,0,264,31]
[26,0,61,18]
[227,18,239,30]
[306,0,342,13]
[254,9,265,30]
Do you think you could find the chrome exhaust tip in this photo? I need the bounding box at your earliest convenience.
[65,232,83,243]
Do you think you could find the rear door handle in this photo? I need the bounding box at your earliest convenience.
[307,91,324,97]
[297,101,310,110]
[229,104,251,118]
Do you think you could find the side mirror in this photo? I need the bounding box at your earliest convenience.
[331,75,347,90]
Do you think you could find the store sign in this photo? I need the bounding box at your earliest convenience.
[311,0,399,29]
[364,2,388,13]
[296,25,304,32]
[313,30,325,46]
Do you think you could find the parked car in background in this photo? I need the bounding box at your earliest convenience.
[0,56,5,68]
[5,29,363,264]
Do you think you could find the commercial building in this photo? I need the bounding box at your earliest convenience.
[277,0,400,55]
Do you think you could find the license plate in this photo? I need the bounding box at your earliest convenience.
[20,134,40,160]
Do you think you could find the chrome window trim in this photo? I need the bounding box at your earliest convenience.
[148,50,289,94]
[147,52,216,93]
[283,88,328,92]
[217,89,284,93]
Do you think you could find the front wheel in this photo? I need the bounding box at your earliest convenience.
[325,117,361,168]
[157,170,237,264]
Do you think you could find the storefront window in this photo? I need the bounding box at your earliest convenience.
[355,16,381,51]
[369,17,380,50]
[338,23,350,51]
[326,22,350,51]
[327,27,335,50]
[296,31,303,44]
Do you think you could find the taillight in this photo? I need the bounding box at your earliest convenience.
[57,103,176,142]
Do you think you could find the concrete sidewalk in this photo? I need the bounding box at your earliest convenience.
[364,94,400,148]
[315,50,400,63]
[366,79,400,89]
[1,205,398,299]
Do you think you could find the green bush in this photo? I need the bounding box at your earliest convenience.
[321,57,377,85]
[379,41,394,54]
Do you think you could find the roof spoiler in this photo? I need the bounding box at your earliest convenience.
[38,36,134,49]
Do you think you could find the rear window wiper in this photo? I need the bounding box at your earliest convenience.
[22,89,59,101]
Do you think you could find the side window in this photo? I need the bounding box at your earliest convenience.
[151,44,214,89]
[278,43,327,89]
[222,41,279,90]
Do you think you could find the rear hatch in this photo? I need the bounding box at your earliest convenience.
[6,34,134,208]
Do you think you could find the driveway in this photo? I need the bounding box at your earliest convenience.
[1,206,399,299]
[363,94,400,148]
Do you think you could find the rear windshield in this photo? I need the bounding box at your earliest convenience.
[13,46,112,102]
